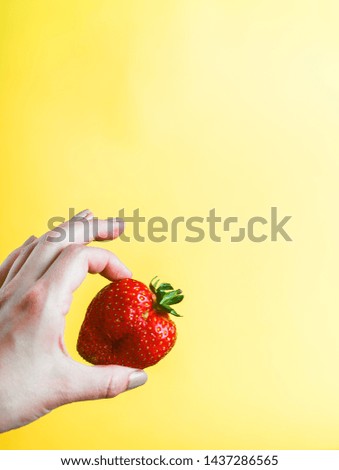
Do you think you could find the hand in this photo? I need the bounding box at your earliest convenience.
[0,210,147,433]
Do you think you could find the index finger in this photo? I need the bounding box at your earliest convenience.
[41,244,132,307]
[18,214,125,285]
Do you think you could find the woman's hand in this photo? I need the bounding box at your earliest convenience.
[0,210,147,433]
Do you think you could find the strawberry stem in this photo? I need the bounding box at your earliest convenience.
[150,276,184,317]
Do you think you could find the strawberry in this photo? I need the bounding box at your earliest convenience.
[77,277,183,368]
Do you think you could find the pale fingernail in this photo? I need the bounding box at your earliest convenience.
[85,211,94,220]
[127,371,148,390]
[73,209,91,219]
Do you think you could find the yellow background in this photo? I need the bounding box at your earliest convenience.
[1,0,339,450]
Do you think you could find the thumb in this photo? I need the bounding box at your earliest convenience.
[62,361,148,403]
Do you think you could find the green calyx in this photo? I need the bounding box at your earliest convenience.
[149,276,184,317]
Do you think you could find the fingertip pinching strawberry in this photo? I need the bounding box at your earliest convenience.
[77,277,184,368]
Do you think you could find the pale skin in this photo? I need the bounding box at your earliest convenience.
[0,209,147,433]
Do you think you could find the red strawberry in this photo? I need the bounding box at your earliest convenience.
[77,277,183,368]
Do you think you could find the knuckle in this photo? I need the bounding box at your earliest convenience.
[19,281,48,314]
[105,375,120,398]
[40,228,67,247]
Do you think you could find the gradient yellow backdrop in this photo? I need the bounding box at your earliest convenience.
[1,0,339,450]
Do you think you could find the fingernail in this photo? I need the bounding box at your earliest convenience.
[85,211,94,220]
[127,371,148,390]
[73,209,91,219]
